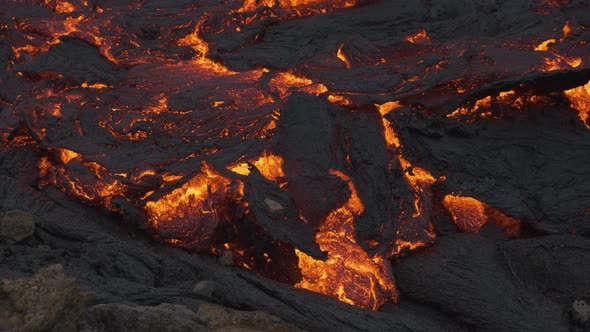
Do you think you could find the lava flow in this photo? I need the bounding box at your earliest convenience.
[295,170,397,310]
[2,0,590,311]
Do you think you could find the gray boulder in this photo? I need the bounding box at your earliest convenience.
[0,264,92,332]
[0,210,34,244]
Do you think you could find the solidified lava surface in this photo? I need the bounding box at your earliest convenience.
[1,0,590,311]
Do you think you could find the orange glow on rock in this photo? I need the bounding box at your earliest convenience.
[57,148,80,164]
[443,194,521,236]
[374,101,437,258]
[448,96,493,118]
[39,156,126,205]
[177,17,234,74]
[11,15,84,58]
[7,0,564,312]
[230,152,285,181]
[564,80,590,128]
[81,82,109,89]
[442,195,487,233]
[295,170,398,310]
[238,0,357,14]
[145,163,231,228]
[535,38,557,51]
[405,28,431,44]
[327,94,353,106]
[253,153,285,181]
[376,101,436,219]
[534,21,571,51]
[336,43,351,68]
[376,101,403,147]
[269,72,328,98]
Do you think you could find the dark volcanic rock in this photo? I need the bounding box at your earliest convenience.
[501,235,590,304]
[277,93,348,227]
[12,37,123,85]
[394,234,568,331]
[393,106,590,235]
[244,167,324,260]
[344,106,398,251]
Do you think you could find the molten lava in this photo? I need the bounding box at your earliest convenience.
[405,28,431,45]
[377,101,437,255]
[2,0,589,312]
[443,195,521,236]
[295,170,397,310]
[230,152,286,181]
[564,80,590,128]
[145,163,234,248]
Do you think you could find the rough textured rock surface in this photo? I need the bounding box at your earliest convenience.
[81,303,207,332]
[392,106,590,235]
[394,234,568,331]
[0,210,34,244]
[0,264,92,332]
[501,235,590,304]
[197,303,304,332]
[1,0,590,331]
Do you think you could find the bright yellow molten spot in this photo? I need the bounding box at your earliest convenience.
[448,96,492,118]
[376,101,402,147]
[534,21,572,51]
[327,94,352,106]
[535,38,557,51]
[81,82,109,89]
[57,148,80,164]
[229,152,285,181]
[564,80,590,128]
[336,43,351,68]
[405,28,431,44]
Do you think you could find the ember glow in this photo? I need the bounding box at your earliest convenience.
[405,28,431,45]
[443,195,521,237]
[296,170,397,310]
[145,163,233,248]
[564,80,590,128]
[2,0,589,312]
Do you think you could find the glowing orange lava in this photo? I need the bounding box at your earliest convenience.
[405,28,431,44]
[238,0,357,14]
[443,195,521,236]
[336,43,352,68]
[564,80,590,128]
[6,0,579,312]
[230,152,286,181]
[144,163,236,248]
[295,170,398,310]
